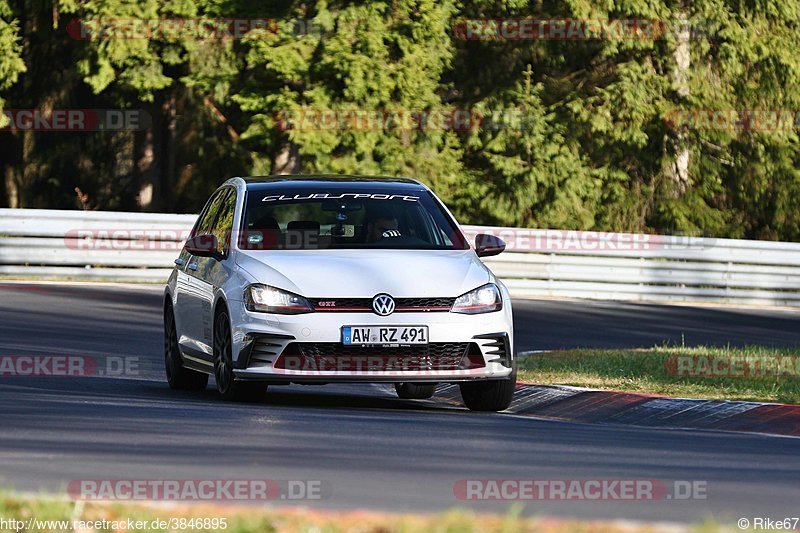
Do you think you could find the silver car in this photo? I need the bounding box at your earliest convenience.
[164,176,516,411]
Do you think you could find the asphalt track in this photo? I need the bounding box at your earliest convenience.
[1,282,800,523]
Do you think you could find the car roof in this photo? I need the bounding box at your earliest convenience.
[242,175,427,191]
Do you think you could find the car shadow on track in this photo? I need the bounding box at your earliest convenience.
[0,376,462,414]
[263,385,461,412]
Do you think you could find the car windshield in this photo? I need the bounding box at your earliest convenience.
[240,188,469,251]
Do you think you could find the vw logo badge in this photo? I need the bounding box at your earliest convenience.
[372,294,396,316]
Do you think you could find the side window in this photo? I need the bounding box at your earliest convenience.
[193,190,227,237]
[211,189,236,256]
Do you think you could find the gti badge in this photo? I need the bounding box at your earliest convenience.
[372,294,396,316]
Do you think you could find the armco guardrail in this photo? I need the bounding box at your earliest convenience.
[0,209,195,282]
[1,209,799,306]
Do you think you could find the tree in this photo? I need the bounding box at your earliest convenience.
[0,0,27,207]
[1,0,799,242]
[0,0,24,126]
[235,0,465,194]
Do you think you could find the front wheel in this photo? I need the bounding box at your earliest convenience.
[214,309,267,402]
[164,304,208,391]
[459,373,516,412]
[394,382,437,400]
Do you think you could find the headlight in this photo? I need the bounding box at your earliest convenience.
[245,284,314,314]
[451,283,502,314]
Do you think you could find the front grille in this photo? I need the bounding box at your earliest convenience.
[310,298,371,311]
[395,297,457,309]
[310,297,456,312]
[296,342,469,358]
[274,342,484,372]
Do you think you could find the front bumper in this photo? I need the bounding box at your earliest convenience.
[228,299,514,383]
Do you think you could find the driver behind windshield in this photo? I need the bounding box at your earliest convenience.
[365,215,399,243]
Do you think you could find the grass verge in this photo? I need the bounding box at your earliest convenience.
[0,493,739,533]
[517,346,800,404]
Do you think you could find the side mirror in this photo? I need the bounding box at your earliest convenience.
[474,233,506,257]
[184,234,222,260]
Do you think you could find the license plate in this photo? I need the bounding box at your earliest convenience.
[342,326,429,346]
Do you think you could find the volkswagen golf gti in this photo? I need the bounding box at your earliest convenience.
[164,176,516,411]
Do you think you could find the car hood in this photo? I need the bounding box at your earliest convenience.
[235,249,491,298]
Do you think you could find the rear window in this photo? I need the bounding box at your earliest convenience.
[240,189,468,251]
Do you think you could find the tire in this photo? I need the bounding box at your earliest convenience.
[459,373,516,412]
[164,304,208,391]
[394,382,437,400]
[213,308,267,402]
